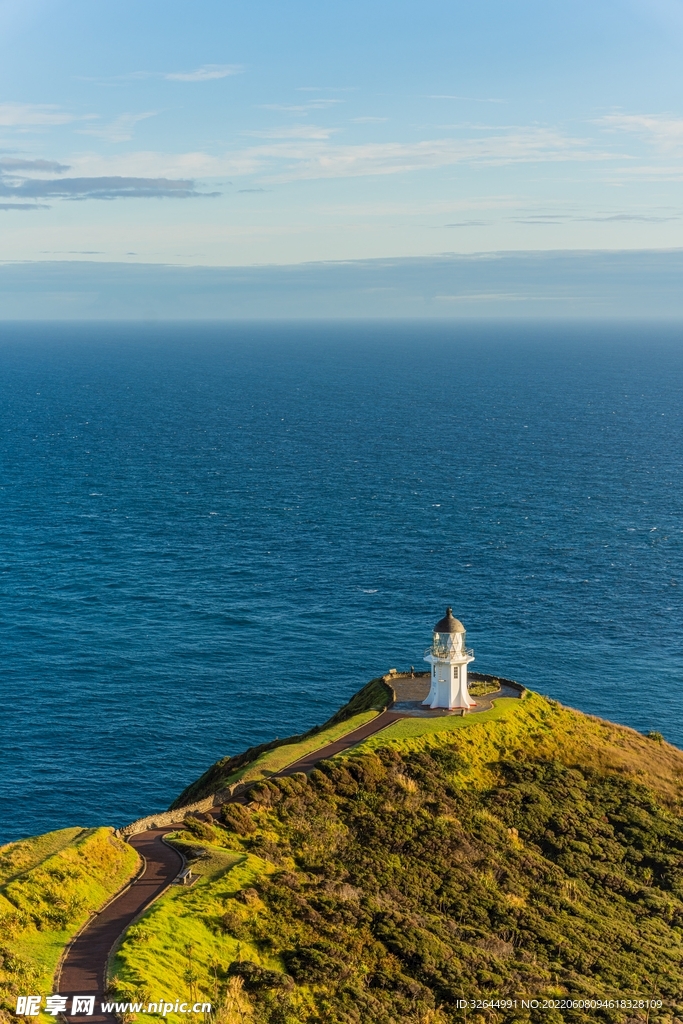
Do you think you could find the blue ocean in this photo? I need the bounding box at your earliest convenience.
[1,322,681,844]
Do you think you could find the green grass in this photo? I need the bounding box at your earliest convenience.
[362,696,520,746]
[110,846,277,1021]
[8,675,683,1024]
[182,847,243,884]
[359,689,683,810]
[0,827,84,887]
[163,831,244,884]
[228,709,379,786]
[0,827,140,1018]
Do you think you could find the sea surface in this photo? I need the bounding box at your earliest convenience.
[1,321,682,844]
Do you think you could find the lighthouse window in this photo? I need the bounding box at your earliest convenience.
[453,667,459,680]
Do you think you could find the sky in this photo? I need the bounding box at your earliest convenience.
[1,0,683,275]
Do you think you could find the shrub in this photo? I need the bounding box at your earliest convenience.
[183,815,216,843]
[226,960,293,991]
[221,803,256,835]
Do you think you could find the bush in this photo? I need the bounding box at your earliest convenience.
[220,909,246,937]
[226,960,293,991]
[221,803,256,835]
[183,815,216,843]
[281,944,344,983]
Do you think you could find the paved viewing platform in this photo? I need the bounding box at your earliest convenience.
[390,672,522,716]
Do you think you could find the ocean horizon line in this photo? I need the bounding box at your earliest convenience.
[3,249,683,320]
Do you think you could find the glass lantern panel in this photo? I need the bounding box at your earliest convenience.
[435,631,463,654]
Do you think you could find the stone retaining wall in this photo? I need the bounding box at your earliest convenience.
[119,785,243,837]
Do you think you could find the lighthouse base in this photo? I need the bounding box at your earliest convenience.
[422,658,476,710]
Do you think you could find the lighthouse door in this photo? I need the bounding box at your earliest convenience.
[436,663,449,706]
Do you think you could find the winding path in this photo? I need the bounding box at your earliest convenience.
[277,708,407,776]
[55,709,402,1019]
[58,830,183,1021]
[56,678,518,1017]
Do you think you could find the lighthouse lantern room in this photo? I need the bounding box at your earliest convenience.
[423,607,475,710]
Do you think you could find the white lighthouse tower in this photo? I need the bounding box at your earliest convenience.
[423,608,475,710]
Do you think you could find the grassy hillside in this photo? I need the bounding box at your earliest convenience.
[0,827,140,1016]
[110,692,683,1024]
[171,675,392,808]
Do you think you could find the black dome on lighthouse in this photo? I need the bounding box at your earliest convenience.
[434,607,465,634]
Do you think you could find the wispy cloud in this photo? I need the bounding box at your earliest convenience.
[604,162,683,183]
[0,155,70,208]
[245,125,336,140]
[513,214,566,224]
[0,161,220,200]
[0,157,69,172]
[252,128,604,182]
[427,95,507,104]
[511,208,679,225]
[446,219,487,227]
[596,113,683,149]
[434,292,533,304]
[117,64,242,83]
[78,112,157,143]
[63,150,264,179]
[44,126,608,188]
[0,103,79,127]
[164,64,242,82]
[0,202,49,210]
[295,87,357,93]
[581,211,679,222]
[259,99,343,113]
[313,196,517,218]
[5,122,619,199]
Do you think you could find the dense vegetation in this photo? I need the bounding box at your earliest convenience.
[0,827,139,1016]
[112,694,683,1024]
[241,751,683,1022]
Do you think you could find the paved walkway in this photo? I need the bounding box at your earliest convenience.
[58,830,183,1022]
[278,708,408,776]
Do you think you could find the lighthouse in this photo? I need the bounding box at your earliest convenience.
[423,608,475,710]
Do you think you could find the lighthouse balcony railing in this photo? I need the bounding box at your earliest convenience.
[424,645,475,660]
